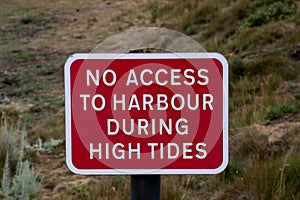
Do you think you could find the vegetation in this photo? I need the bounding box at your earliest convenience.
[154,0,300,198]
[265,102,298,121]
[0,0,299,199]
[0,120,41,199]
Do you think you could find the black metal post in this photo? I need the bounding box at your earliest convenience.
[130,175,161,200]
[129,49,161,200]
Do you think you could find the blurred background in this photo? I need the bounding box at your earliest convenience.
[0,0,299,199]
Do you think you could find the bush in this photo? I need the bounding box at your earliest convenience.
[239,1,297,30]
[13,160,41,199]
[0,120,41,199]
[265,102,298,121]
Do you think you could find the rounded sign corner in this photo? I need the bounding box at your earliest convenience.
[66,158,82,175]
[209,53,228,68]
[213,154,229,174]
[64,54,87,69]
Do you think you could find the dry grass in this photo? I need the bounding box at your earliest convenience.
[156,0,300,199]
[1,0,300,199]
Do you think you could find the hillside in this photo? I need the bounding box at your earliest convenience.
[0,0,300,199]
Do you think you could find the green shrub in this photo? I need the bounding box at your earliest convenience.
[265,102,298,120]
[0,120,41,199]
[239,1,297,30]
[13,160,41,199]
[0,120,26,178]
[0,152,12,199]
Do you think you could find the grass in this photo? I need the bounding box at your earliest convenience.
[31,110,65,141]
[221,155,300,200]
[0,136,5,180]
[209,124,300,199]
[157,0,221,31]
[155,0,300,199]
[18,52,35,60]
[265,102,298,121]
[0,119,41,198]
[60,175,202,200]
[0,0,300,199]
[60,176,131,200]
[200,0,249,39]
[238,1,297,29]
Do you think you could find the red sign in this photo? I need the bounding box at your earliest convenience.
[65,53,228,174]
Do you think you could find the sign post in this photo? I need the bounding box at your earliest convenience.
[65,52,228,198]
[128,49,161,200]
[130,175,160,200]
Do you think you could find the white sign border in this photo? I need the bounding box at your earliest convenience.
[65,53,228,175]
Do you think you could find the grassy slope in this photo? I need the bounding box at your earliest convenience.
[156,0,300,199]
[0,0,300,199]
[0,0,153,199]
